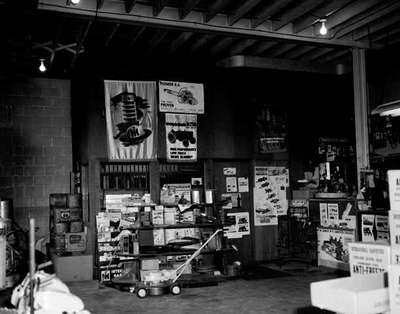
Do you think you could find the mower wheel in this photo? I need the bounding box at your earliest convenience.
[182,138,189,147]
[137,287,148,298]
[168,131,176,143]
[170,284,181,295]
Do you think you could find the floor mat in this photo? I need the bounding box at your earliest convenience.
[242,266,291,280]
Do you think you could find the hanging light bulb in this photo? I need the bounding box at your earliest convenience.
[39,59,46,72]
[319,19,328,36]
[70,0,80,4]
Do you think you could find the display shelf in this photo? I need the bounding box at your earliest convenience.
[122,223,223,230]
[116,247,234,258]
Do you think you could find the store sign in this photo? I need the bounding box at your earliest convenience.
[165,114,197,161]
[388,170,400,211]
[104,80,157,160]
[348,242,390,276]
[159,80,204,114]
[317,227,355,271]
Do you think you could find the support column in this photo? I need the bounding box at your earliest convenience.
[352,48,370,190]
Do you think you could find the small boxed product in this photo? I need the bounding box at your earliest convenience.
[152,206,164,225]
[141,258,159,270]
[65,232,86,252]
[164,207,177,225]
[153,229,165,246]
[311,273,389,314]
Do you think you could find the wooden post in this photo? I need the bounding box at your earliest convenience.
[352,48,370,191]
[29,218,35,314]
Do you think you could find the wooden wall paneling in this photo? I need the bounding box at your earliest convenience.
[213,159,253,265]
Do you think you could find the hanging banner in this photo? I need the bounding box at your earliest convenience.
[165,114,197,161]
[253,166,289,226]
[159,80,204,114]
[104,80,157,160]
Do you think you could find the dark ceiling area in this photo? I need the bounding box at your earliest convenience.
[1,0,400,78]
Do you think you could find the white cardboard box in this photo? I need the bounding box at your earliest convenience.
[53,255,93,282]
[311,273,389,314]
[348,242,390,276]
[389,264,400,313]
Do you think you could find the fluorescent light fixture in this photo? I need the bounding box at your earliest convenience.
[371,99,400,116]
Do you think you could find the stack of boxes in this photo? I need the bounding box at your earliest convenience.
[49,193,86,255]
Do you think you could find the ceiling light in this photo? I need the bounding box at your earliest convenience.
[70,0,80,4]
[39,59,46,72]
[319,19,328,36]
[371,99,400,117]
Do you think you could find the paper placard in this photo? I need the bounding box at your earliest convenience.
[389,170,400,211]
[226,177,238,192]
[348,242,390,276]
[223,167,236,176]
[238,177,249,193]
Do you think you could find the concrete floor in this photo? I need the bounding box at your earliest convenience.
[68,266,339,314]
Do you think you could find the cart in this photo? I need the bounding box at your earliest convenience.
[134,228,222,298]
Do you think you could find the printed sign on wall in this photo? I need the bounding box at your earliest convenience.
[389,170,400,211]
[104,80,157,159]
[253,166,289,225]
[159,80,204,114]
[165,114,197,161]
[349,242,390,276]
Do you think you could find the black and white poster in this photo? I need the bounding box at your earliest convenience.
[104,80,157,160]
[159,80,204,114]
[165,114,197,161]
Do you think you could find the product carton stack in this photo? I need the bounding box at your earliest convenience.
[388,170,400,313]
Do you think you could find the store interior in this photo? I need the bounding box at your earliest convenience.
[1,1,400,313]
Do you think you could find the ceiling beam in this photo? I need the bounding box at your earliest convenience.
[353,12,400,41]
[266,43,297,58]
[104,23,120,48]
[70,20,93,68]
[217,55,348,75]
[153,0,167,17]
[180,0,201,20]
[282,45,315,59]
[229,39,257,55]
[335,1,400,39]
[128,25,146,47]
[229,0,263,26]
[210,37,236,56]
[124,0,137,13]
[37,0,374,49]
[251,0,292,29]
[188,34,216,53]
[322,0,382,30]
[204,0,230,23]
[373,26,400,43]
[318,49,350,63]
[301,47,335,62]
[97,0,104,10]
[293,0,353,33]
[247,41,277,55]
[168,31,193,53]
[147,29,168,51]
[273,0,325,31]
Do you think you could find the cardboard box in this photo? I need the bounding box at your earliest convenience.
[389,264,400,313]
[141,258,159,270]
[311,273,389,314]
[99,267,123,282]
[65,232,86,252]
[152,207,164,225]
[54,255,93,282]
[349,242,390,276]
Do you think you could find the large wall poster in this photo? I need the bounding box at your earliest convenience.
[165,114,197,161]
[104,80,157,160]
[253,166,289,226]
[159,80,204,114]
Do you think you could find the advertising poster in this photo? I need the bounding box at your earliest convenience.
[289,199,308,218]
[165,114,197,161]
[223,168,236,175]
[226,177,238,192]
[361,214,375,242]
[348,242,390,276]
[238,177,249,193]
[319,203,328,227]
[390,211,400,264]
[317,227,355,271]
[159,80,204,114]
[360,213,389,244]
[327,203,339,226]
[254,167,289,225]
[388,170,400,211]
[223,212,250,239]
[160,183,191,205]
[104,80,157,160]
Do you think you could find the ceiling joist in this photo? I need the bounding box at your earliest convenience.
[70,20,92,68]
[124,0,136,13]
[251,0,292,29]
[180,0,201,20]
[168,31,193,53]
[204,0,230,23]
[153,0,167,17]
[37,0,373,49]
[229,0,263,26]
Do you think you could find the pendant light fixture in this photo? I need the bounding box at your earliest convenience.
[39,59,47,72]
[319,19,328,36]
[371,99,400,117]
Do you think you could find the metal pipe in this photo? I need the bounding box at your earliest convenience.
[29,218,35,314]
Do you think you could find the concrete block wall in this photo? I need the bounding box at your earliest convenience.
[0,77,72,238]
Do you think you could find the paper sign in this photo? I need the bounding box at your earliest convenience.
[348,242,390,275]
[320,203,328,227]
[238,177,249,193]
[361,214,375,242]
[389,170,400,211]
[226,177,238,192]
[327,203,339,227]
[390,211,400,264]
[223,167,236,175]
[223,212,250,239]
